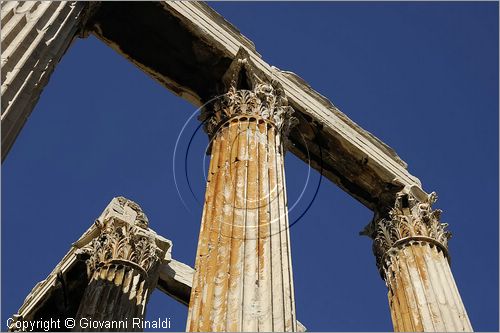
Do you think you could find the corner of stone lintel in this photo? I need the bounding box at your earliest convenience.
[401,184,430,203]
[380,177,432,210]
[359,182,431,238]
[221,47,268,92]
[78,1,102,39]
[358,210,379,239]
[153,233,173,263]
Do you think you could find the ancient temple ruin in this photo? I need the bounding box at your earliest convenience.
[1,1,473,331]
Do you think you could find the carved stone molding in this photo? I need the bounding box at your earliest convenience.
[77,197,167,280]
[368,191,451,278]
[199,49,298,141]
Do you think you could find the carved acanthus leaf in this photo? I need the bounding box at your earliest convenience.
[372,191,451,276]
[81,198,163,277]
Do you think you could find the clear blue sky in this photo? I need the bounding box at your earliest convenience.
[2,2,498,331]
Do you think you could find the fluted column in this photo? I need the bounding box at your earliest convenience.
[1,1,99,161]
[366,191,472,332]
[74,197,170,332]
[186,51,298,332]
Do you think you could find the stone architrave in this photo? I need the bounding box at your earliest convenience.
[364,190,473,332]
[73,197,170,332]
[186,49,298,332]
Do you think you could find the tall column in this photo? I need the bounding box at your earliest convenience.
[365,190,473,332]
[1,1,99,162]
[74,197,170,331]
[186,51,298,332]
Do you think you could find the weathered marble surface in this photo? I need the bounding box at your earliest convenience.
[187,53,297,332]
[366,192,473,332]
[73,197,170,331]
[9,197,306,332]
[0,1,97,161]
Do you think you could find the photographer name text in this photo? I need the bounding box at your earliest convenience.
[6,317,172,331]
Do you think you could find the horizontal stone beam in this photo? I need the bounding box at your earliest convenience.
[87,1,426,209]
[157,258,193,306]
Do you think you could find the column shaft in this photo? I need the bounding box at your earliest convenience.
[387,242,472,331]
[75,264,150,331]
[187,117,296,331]
[187,50,297,332]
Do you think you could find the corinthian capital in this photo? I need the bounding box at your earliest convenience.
[200,48,298,139]
[77,197,170,279]
[369,191,451,277]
